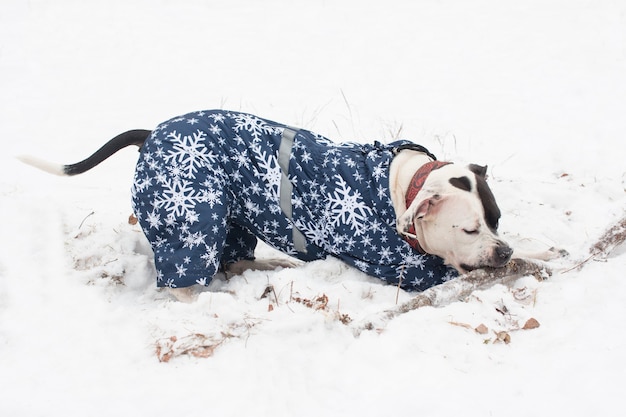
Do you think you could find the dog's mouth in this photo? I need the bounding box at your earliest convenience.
[460,258,510,274]
[459,244,513,273]
[459,263,478,273]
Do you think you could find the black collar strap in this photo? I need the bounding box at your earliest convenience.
[393,143,438,161]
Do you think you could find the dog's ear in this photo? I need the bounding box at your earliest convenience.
[414,193,442,220]
[397,190,443,235]
[469,164,488,178]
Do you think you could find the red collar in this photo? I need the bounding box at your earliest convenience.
[403,161,451,253]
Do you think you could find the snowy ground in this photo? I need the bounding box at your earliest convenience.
[1,1,625,416]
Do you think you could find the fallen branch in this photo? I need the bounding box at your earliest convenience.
[354,258,550,335]
[355,215,626,334]
[562,214,626,273]
[589,215,626,259]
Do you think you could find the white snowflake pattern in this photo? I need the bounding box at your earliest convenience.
[327,175,373,236]
[164,130,217,179]
[156,178,205,218]
[378,246,393,264]
[201,243,220,269]
[250,143,282,203]
[228,112,282,141]
[353,259,370,273]
[181,230,207,250]
[372,162,386,181]
[146,209,163,229]
[231,149,251,169]
[200,186,224,208]
[295,218,328,248]
[301,150,312,164]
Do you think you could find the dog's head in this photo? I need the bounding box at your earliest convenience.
[397,163,512,273]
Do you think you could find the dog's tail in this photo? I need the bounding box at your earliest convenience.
[18,129,151,176]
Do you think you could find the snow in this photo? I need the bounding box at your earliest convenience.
[1,0,625,415]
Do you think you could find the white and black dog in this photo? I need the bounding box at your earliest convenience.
[20,110,559,301]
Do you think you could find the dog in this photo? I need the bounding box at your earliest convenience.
[20,110,560,301]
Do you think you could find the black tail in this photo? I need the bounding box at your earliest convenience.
[19,129,151,176]
[63,129,151,175]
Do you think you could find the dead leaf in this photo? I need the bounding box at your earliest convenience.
[522,318,540,330]
[475,324,489,334]
[494,331,511,344]
[128,213,138,225]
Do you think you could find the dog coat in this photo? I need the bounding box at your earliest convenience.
[131,110,458,291]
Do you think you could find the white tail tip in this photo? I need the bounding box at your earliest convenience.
[17,155,67,176]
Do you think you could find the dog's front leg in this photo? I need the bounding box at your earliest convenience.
[512,247,569,262]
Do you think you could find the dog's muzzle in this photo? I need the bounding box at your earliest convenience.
[461,241,513,272]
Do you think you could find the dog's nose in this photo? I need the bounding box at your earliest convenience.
[495,243,513,262]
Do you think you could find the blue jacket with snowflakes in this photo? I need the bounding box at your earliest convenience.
[131,110,457,291]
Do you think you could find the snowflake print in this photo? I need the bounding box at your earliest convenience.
[327,175,373,236]
[146,209,163,229]
[378,246,393,263]
[181,230,206,249]
[200,186,223,208]
[231,149,251,169]
[250,143,281,201]
[157,178,204,218]
[164,130,217,179]
[301,150,312,164]
[201,243,220,269]
[372,162,386,181]
[228,112,282,141]
[208,112,225,123]
[295,218,328,248]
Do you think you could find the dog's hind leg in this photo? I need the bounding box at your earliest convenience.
[225,258,303,277]
[221,222,302,277]
[167,286,200,303]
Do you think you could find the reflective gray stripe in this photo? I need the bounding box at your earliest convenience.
[278,128,307,253]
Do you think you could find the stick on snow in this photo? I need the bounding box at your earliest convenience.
[354,258,550,335]
[355,215,626,334]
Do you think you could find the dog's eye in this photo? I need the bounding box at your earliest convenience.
[463,228,479,235]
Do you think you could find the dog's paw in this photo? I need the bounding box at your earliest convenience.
[512,246,569,262]
[396,216,413,236]
[548,247,570,259]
